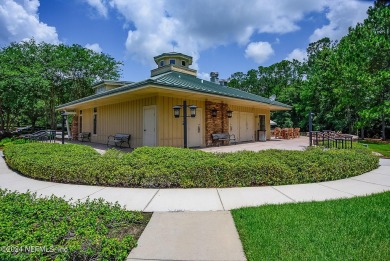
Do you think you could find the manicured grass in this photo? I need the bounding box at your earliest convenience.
[358,141,390,158]
[232,192,390,261]
[3,143,379,188]
[0,189,151,261]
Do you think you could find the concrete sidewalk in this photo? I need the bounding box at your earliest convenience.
[0,154,389,211]
[127,211,246,261]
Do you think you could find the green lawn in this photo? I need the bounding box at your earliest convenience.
[358,141,390,158]
[232,192,390,261]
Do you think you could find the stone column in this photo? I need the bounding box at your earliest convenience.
[205,101,230,146]
[71,116,78,141]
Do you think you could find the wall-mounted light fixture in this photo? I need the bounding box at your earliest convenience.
[227,109,233,118]
[211,108,218,117]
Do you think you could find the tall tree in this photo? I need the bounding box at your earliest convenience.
[0,40,123,131]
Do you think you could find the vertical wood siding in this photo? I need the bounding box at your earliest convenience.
[81,96,156,147]
[229,105,271,140]
[78,96,271,148]
[157,96,205,147]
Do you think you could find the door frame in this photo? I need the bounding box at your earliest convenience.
[143,105,156,146]
[187,108,203,147]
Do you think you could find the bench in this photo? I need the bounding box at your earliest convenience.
[211,133,236,146]
[78,132,91,142]
[107,133,131,148]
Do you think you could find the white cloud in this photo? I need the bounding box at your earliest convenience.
[245,42,274,64]
[286,48,307,62]
[84,0,108,18]
[85,43,103,53]
[309,0,371,42]
[83,0,371,70]
[0,0,59,46]
[197,72,210,81]
[84,0,325,68]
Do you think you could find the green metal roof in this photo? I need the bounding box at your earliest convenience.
[57,71,291,109]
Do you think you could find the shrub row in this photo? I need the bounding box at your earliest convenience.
[3,143,379,188]
[0,137,30,148]
[0,189,148,261]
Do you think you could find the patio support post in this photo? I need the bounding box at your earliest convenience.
[309,111,313,146]
[173,101,197,149]
[183,100,188,148]
[61,112,66,144]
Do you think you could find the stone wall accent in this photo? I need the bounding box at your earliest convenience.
[205,101,229,146]
[71,116,78,141]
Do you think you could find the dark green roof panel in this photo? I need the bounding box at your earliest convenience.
[57,72,291,109]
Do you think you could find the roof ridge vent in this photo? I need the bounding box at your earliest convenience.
[210,72,219,83]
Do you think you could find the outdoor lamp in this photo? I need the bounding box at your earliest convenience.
[189,105,197,117]
[227,110,233,118]
[211,108,218,117]
[173,106,181,118]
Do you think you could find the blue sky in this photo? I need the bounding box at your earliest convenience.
[0,0,373,81]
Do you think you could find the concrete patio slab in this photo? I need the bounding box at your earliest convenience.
[127,211,246,261]
[86,187,158,211]
[200,136,308,153]
[320,178,389,196]
[352,173,390,187]
[274,183,353,202]
[35,184,105,202]
[144,188,223,212]
[218,187,294,210]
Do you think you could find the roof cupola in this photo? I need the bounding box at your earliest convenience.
[151,52,197,77]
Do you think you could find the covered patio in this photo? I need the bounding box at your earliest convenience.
[64,136,309,154]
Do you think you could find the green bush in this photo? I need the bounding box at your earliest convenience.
[0,189,149,261]
[3,143,379,188]
[0,137,30,148]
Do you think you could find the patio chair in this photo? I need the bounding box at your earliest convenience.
[293,128,300,138]
[287,128,294,139]
[281,128,289,139]
[274,127,282,139]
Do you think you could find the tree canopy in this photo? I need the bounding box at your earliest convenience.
[229,1,389,139]
[0,40,123,131]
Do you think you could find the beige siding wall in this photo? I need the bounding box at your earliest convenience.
[229,105,271,140]
[157,96,205,147]
[79,96,156,147]
[80,108,93,133]
[77,96,271,148]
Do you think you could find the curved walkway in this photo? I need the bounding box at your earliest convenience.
[1,152,389,212]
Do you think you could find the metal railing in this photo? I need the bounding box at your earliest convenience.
[28,130,57,143]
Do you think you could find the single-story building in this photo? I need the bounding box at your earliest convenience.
[57,52,291,148]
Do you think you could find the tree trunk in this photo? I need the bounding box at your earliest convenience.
[382,113,386,140]
[360,127,365,139]
[0,99,4,132]
[5,113,10,132]
[50,85,56,129]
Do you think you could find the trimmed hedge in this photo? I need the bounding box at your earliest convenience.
[3,143,379,188]
[0,189,149,261]
[0,137,30,148]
